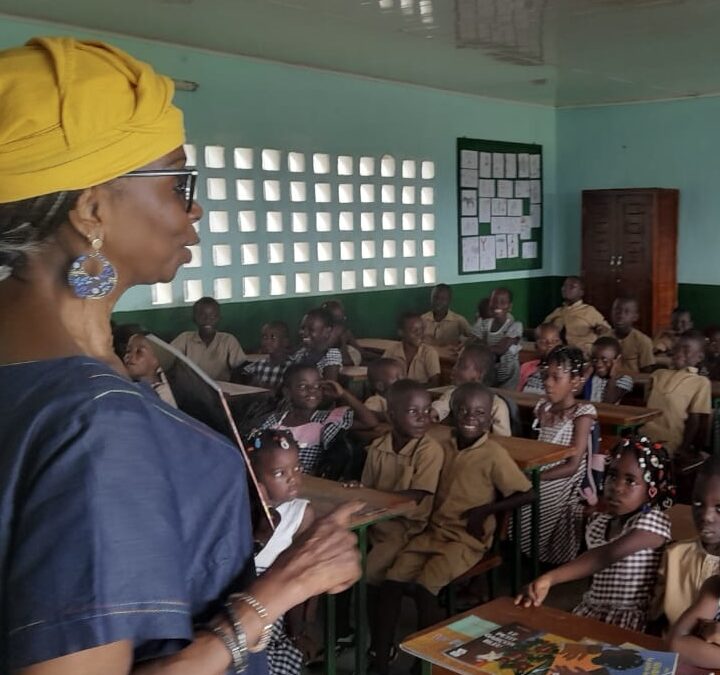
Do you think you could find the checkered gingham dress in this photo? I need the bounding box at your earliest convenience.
[266,616,303,675]
[519,400,597,565]
[573,509,671,631]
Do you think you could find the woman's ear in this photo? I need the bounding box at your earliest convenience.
[65,185,107,242]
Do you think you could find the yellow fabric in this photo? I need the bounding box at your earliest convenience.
[381,341,441,384]
[0,37,184,202]
[618,328,656,373]
[421,310,472,346]
[544,301,611,355]
[431,388,511,437]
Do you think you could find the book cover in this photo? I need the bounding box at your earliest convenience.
[547,643,677,675]
[444,623,566,675]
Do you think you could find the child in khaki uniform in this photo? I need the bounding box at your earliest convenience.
[382,312,441,386]
[654,307,694,355]
[363,358,402,422]
[642,332,711,461]
[430,343,512,436]
[611,297,655,373]
[544,276,610,356]
[369,383,531,673]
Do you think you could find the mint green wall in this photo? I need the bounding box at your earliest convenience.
[0,15,558,319]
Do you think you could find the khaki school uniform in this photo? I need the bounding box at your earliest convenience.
[364,393,387,415]
[382,342,441,384]
[651,538,720,624]
[653,329,679,355]
[544,301,611,355]
[386,433,531,594]
[431,388,511,437]
[618,328,655,373]
[361,432,444,584]
[642,367,712,454]
[170,330,245,381]
[421,310,472,347]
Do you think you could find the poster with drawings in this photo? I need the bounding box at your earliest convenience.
[457,138,542,274]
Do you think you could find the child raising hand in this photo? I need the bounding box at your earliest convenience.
[516,437,674,632]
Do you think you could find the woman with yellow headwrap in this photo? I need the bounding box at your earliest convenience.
[0,37,360,674]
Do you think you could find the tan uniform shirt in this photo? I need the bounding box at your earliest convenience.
[618,328,655,373]
[364,394,388,415]
[382,342,441,384]
[431,388,511,437]
[544,301,611,355]
[642,367,712,453]
[170,331,245,381]
[421,310,472,347]
[387,433,531,593]
[651,539,720,623]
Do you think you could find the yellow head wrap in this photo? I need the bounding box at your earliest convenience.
[0,36,185,203]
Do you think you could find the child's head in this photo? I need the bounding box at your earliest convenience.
[260,321,290,356]
[476,297,491,321]
[386,379,432,440]
[450,382,493,444]
[542,345,586,404]
[299,307,334,351]
[534,323,562,359]
[320,299,346,327]
[192,296,221,330]
[611,296,639,333]
[282,364,322,411]
[706,326,720,359]
[451,344,493,386]
[249,429,302,506]
[671,307,693,334]
[367,358,403,395]
[398,312,424,347]
[430,284,452,315]
[672,330,706,370]
[692,456,720,553]
[590,335,622,379]
[561,276,584,304]
[604,437,674,516]
[123,332,160,381]
[488,287,512,323]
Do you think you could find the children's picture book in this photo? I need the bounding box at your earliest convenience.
[546,642,677,675]
[443,623,566,675]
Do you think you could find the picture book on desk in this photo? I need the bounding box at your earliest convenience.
[546,642,677,675]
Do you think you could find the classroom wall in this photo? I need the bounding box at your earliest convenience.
[557,96,720,327]
[0,15,560,339]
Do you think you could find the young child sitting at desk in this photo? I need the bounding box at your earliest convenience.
[321,299,362,366]
[544,276,611,356]
[382,313,441,386]
[704,326,720,380]
[518,322,562,394]
[170,296,246,381]
[289,307,342,382]
[519,346,597,564]
[471,286,523,389]
[123,332,177,408]
[431,344,512,436]
[364,357,402,422]
[642,330,712,463]
[611,296,656,373]
[358,379,444,673]
[652,456,720,629]
[517,436,674,632]
[420,283,472,347]
[241,321,293,390]
[372,383,532,671]
[583,336,634,404]
[251,429,316,675]
[654,307,694,356]
[258,364,378,475]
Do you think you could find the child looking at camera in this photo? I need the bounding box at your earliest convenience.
[583,336,634,404]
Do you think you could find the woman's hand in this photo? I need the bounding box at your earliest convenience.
[514,575,552,608]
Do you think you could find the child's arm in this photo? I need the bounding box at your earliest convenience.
[322,364,341,382]
[539,414,594,481]
[602,358,631,404]
[516,524,667,608]
[668,576,720,668]
[464,490,535,541]
[321,380,379,429]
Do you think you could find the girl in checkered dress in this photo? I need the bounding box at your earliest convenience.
[517,437,674,632]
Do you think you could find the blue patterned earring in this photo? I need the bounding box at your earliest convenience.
[67,237,118,299]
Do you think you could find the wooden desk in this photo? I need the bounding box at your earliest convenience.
[341,365,368,380]
[668,503,696,542]
[217,380,269,396]
[400,597,704,675]
[357,337,398,353]
[300,475,414,675]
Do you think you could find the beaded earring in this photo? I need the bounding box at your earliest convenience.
[67,237,118,299]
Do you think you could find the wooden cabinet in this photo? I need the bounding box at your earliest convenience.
[581,189,678,337]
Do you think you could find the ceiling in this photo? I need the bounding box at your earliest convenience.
[1,0,719,106]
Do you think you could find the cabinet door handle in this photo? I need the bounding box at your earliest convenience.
[617,255,623,266]
[609,256,616,267]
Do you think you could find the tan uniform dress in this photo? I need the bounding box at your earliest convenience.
[642,367,712,454]
[421,310,472,347]
[431,388,511,436]
[618,328,655,373]
[382,342,441,384]
[544,301,610,355]
[170,331,245,381]
[650,538,720,624]
[361,432,444,584]
[386,433,530,594]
